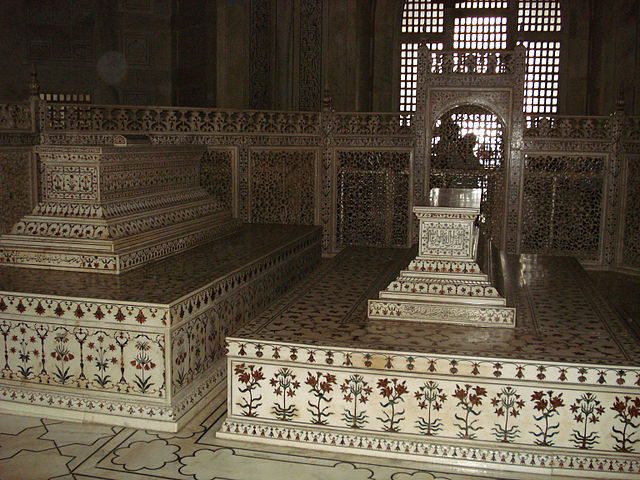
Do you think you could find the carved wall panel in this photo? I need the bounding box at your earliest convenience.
[249,0,273,110]
[249,148,318,225]
[201,148,235,213]
[298,0,322,111]
[520,155,606,262]
[622,155,640,269]
[0,148,34,235]
[335,150,412,248]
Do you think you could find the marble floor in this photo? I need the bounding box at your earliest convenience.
[0,393,589,480]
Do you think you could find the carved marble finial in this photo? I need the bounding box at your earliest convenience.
[29,64,40,97]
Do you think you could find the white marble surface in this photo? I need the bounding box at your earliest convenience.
[0,394,579,480]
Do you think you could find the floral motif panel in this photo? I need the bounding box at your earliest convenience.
[249,149,317,225]
[0,319,166,397]
[520,155,605,262]
[226,360,638,456]
[335,150,411,248]
[0,149,33,235]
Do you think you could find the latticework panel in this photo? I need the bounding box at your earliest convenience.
[521,155,605,261]
[336,150,411,248]
[401,42,443,116]
[518,0,562,32]
[249,149,316,225]
[520,41,560,114]
[0,149,32,235]
[201,149,234,211]
[430,105,505,242]
[402,0,444,33]
[622,156,640,268]
[453,16,507,50]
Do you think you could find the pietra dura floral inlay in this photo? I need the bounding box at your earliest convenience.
[219,247,640,477]
[0,224,322,430]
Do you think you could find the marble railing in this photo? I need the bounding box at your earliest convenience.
[625,116,640,142]
[42,104,322,135]
[41,104,416,138]
[620,117,640,272]
[1,101,639,273]
[524,115,612,140]
[424,49,524,75]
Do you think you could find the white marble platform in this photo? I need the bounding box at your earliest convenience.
[0,224,321,431]
[217,247,640,478]
[369,188,515,327]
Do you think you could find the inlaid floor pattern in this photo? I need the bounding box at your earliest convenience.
[0,395,586,480]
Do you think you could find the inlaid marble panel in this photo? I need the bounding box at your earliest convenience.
[201,148,234,211]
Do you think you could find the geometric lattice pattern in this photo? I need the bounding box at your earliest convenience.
[520,41,560,114]
[336,151,411,248]
[453,17,508,50]
[623,156,640,268]
[399,1,562,115]
[521,155,605,261]
[249,149,316,225]
[400,42,443,115]
[518,0,562,32]
[455,1,508,7]
[402,0,444,33]
[432,106,504,169]
[201,149,234,211]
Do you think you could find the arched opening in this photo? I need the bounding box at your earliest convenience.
[429,104,506,239]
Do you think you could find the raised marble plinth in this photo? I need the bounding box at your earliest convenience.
[368,188,515,327]
[0,144,239,273]
[217,247,640,478]
[0,224,321,431]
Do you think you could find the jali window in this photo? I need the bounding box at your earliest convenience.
[399,0,562,114]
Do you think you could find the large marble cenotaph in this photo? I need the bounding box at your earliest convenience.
[368,188,515,327]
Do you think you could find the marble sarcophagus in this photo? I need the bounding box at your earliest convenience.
[368,188,516,328]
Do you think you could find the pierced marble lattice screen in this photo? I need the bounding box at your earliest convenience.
[622,156,640,268]
[430,106,506,243]
[200,149,233,211]
[0,149,32,235]
[249,149,316,225]
[336,150,411,248]
[521,155,605,261]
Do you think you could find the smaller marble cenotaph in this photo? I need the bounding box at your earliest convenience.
[368,188,515,327]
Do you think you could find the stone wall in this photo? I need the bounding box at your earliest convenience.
[0,0,172,105]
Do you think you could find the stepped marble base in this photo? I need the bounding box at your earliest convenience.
[0,224,321,431]
[369,189,515,328]
[368,299,515,326]
[217,247,640,478]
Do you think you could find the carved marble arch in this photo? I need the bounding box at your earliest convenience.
[428,103,508,241]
